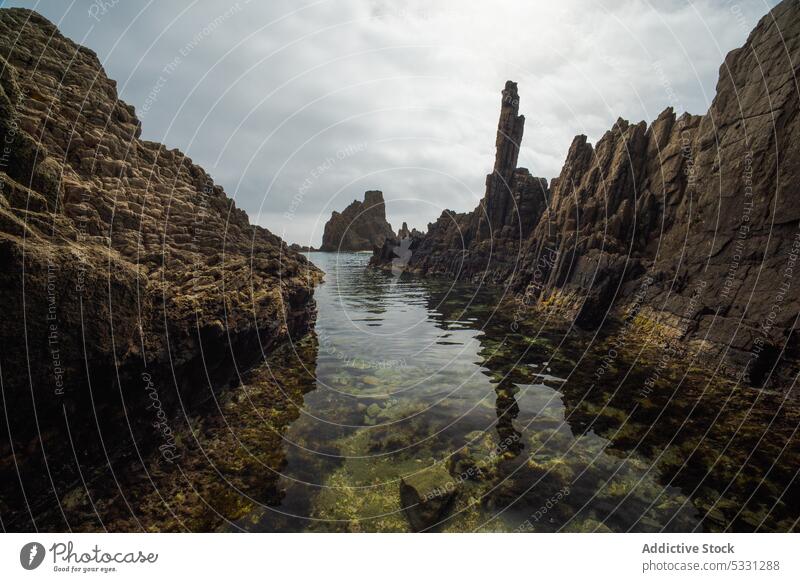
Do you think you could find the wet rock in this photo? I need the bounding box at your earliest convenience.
[399,464,458,531]
[452,430,498,475]
[563,518,614,533]
[320,190,395,251]
[448,448,485,482]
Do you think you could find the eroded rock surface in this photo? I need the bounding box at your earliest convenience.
[0,7,321,528]
[320,190,395,251]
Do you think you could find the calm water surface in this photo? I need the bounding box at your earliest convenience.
[236,252,798,532]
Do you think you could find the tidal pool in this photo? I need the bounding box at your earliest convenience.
[16,251,796,532]
[230,252,798,532]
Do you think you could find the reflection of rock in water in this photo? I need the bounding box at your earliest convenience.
[262,255,797,532]
[494,382,524,456]
[267,255,799,532]
[400,272,720,531]
[557,341,800,532]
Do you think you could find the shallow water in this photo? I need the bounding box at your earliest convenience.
[231,252,798,532]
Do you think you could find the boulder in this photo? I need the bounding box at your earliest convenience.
[399,464,458,531]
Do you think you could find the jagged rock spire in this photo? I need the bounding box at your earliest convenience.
[490,80,525,196]
[478,81,528,240]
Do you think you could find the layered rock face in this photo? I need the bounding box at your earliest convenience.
[372,82,550,282]
[374,0,800,387]
[0,7,320,461]
[320,190,395,251]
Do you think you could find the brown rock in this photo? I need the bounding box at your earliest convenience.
[398,221,411,238]
[372,80,549,283]
[399,464,458,532]
[320,190,395,251]
[373,0,800,387]
[0,6,322,515]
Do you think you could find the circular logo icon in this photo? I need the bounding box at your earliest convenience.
[20,542,46,570]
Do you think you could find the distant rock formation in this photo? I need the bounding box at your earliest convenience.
[320,190,395,251]
[397,221,421,239]
[0,8,321,451]
[373,0,800,387]
[372,81,549,281]
[290,243,316,252]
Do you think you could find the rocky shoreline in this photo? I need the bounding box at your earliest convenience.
[0,8,321,529]
[0,2,798,534]
[372,0,800,390]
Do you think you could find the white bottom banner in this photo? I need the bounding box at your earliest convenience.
[1,533,797,581]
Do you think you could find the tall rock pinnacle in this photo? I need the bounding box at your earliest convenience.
[490,80,525,195]
[478,81,528,240]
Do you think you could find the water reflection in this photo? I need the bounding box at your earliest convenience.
[238,252,797,532]
[12,253,795,532]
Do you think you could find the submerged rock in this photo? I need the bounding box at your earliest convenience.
[399,464,458,531]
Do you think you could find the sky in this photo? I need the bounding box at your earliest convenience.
[2,0,781,247]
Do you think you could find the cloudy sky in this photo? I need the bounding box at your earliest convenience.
[3,0,780,246]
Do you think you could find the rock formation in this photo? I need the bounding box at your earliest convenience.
[373,0,800,388]
[290,243,316,252]
[373,81,550,282]
[320,190,395,251]
[399,465,458,532]
[0,6,321,485]
[397,221,422,239]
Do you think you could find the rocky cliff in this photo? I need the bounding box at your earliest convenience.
[320,190,395,251]
[373,0,800,388]
[0,6,321,478]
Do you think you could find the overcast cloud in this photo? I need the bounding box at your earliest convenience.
[2,0,780,246]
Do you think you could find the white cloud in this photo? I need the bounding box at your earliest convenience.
[6,0,780,245]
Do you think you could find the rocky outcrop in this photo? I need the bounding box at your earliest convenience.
[290,243,316,252]
[0,6,321,479]
[373,0,800,388]
[372,81,550,282]
[397,221,422,239]
[320,190,395,251]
